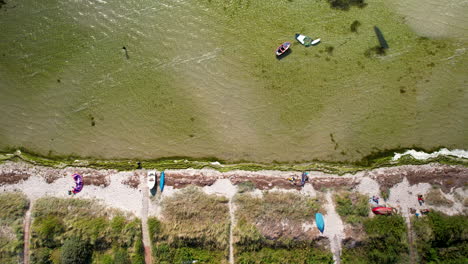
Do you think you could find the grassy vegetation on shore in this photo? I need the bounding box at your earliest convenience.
[334,191,369,225]
[412,211,467,263]
[30,197,144,264]
[341,215,409,264]
[0,192,29,264]
[149,187,230,264]
[1,147,466,175]
[234,192,332,263]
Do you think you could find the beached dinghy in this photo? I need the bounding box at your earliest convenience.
[315,213,325,233]
[295,34,320,47]
[275,42,291,56]
[372,207,397,215]
[159,171,165,192]
[147,170,157,190]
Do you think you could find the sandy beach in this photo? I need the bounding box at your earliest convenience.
[1,160,466,264]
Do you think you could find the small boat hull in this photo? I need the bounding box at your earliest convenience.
[315,213,325,233]
[275,42,291,56]
[372,207,395,215]
[159,171,165,192]
[147,171,157,190]
[295,33,320,47]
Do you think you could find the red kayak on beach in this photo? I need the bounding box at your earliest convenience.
[275,42,291,56]
[372,207,396,215]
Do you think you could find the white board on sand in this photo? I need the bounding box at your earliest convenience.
[147,171,156,189]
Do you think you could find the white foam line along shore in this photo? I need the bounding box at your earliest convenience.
[393,148,468,161]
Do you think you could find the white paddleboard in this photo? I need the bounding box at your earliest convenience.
[311,38,321,45]
[147,170,156,189]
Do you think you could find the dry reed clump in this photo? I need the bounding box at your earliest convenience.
[157,186,230,250]
[234,192,324,241]
[79,171,110,187]
[122,172,140,189]
[0,172,31,186]
[425,188,454,207]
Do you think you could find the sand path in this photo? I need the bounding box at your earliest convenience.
[139,171,152,264]
[228,197,235,264]
[23,200,33,264]
[323,192,344,264]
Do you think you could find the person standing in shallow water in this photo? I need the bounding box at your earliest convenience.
[122,46,129,59]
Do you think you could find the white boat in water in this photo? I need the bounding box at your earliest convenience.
[295,33,320,47]
[147,170,157,189]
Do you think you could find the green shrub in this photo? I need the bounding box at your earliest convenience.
[31,247,52,264]
[334,192,369,225]
[0,192,29,264]
[113,248,131,264]
[236,247,333,264]
[148,217,162,242]
[131,236,145,264]
[0,192,29,223]
[342,215,409,264]
[153,245,224,264]
[100,254,114,264]
[60,237,92,264]
[31,198,142,264]
[34,215,65,248]
[413,211,468,263]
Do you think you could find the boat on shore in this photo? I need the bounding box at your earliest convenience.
[372,207,396,215]
[275,42,291,56]
[295,33,320,47]
[160,171,165,192]
[147,170,156,190]
[315,213,325,233]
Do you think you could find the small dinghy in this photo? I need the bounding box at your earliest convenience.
[295,34,320,47]
[147,170,157,190]
[159,171,165,192]
[275,42,291,56]
[315,213,325,234]
[372,207,397,215]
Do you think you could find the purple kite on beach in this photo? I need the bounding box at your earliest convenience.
[69,173,83,195]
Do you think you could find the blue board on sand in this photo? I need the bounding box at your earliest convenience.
[315,213,325,233]
[159,171,165,192]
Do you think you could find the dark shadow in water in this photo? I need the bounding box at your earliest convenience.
[374,26,389,49]
[276,49,292,61]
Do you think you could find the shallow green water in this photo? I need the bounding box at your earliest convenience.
[0,0,467,162]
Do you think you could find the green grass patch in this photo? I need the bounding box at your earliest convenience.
[30,197,143,264]
[334,191,369,225]
[0,192,29,264]
[236,247,333,264]
[342,215,409,264]
[150,187,230,263]
[413,211,468,264]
